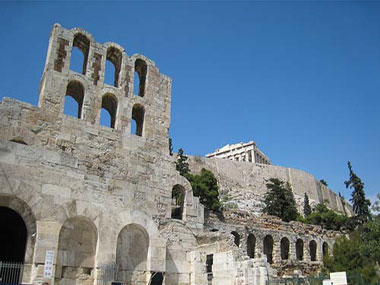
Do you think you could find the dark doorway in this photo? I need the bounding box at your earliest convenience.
[0,207,27,262]
[150,272,164,285]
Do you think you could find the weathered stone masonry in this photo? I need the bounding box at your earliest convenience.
[0,24,346,285]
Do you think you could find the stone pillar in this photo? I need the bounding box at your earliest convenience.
[31,220,61,285]
[272,238,281,263]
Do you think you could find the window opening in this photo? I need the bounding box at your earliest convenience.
[134,59,147,97]
[100,94,117,128]
[206,254,213,284]
[280,237,290,260]
[64,81,84,118]
[263,235,273,264]
[247,234,256,258]
[171,185,185,220]
[131,104,144,136]
[309,240,317,261]
[231,231,240,247]
[296,239,304,261]
[70,34,90,75]
[106,47,122,87]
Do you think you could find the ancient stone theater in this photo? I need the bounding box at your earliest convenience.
[0,24,351,285]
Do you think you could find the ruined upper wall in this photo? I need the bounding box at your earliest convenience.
[188,156,352,215]
[38,24,172,153]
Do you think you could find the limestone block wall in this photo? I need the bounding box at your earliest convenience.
[188,156,352,216]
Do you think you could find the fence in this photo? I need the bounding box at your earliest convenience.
[0,261,24,285]
[266,272,366,285]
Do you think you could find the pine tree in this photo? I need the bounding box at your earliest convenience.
[304,193,312,217]
[344,161,371,225]
[263,178,298,222]
[320,179,328,186]
[186,168,221,211]
[175,148,189,176]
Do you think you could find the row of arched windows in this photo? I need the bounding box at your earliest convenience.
[63,80,144,136]
[70,33,147,96]
[231,231,329,264]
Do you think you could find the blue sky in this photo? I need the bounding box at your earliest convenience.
[0,1,379,206]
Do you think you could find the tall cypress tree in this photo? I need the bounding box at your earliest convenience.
[304,193,312,217]
[344,161,371,225]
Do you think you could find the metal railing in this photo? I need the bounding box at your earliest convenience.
[0,261,24,285]
[266,272,366,285]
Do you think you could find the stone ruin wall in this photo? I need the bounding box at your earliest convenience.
[0,24,345,285]
[188,155,352,216]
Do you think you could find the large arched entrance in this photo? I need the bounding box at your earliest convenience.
[0,207,27,262]
[0,207,28,283]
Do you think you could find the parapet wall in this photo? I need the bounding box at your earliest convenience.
[188,155,352,215]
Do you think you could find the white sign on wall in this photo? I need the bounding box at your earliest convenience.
[43,250,55,279]
[330,272,347,285]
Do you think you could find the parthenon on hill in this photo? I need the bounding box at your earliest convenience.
[0,24,351,285]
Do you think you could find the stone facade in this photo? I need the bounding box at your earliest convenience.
[206,141,270,165]
[0,24,347,285]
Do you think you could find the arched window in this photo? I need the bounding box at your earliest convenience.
[322,242,329,257]
[56,217,97,283]
[64,81,84,118]
[263,235,274,264]
[171,185,185,220]
[231,231,240,247]
[309,240,317,261]
[100,93,118,129]
[131,104,144,137]
[70,34,90,75]
[281,237,290,260]
[134,59,147,97]
[116,224,149,282]
[247,234,256,258]
[105,47,122,87]
[296,239,304,261]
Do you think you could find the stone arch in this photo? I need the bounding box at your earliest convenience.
[131,104,145,136]
[322,242,329,257]
[71,33,90,75]
[134,58,147,97]
[105,45,123,87]
[247,234,256,258]
[101,93,118,129]
[64,80,85,119]
[171,184,185,220]
[263,235,274,264]
[280,237,290,260]
[309,240,317,261]
[231,231,240,247]
[296,239,304,261]
[0,195,36,265]
[116,223,149,283]
[56,216,98,283]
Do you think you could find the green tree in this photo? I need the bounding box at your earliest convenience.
[304,202,348,231]
[169,138,173,156]
[360,215,380,265]
[176,148,189,176]
[344,161,371,225]
[185,168,221,211]
[320,179,328,186]
[371,193,380,214]
[303,193,312,217]
[262,178,298,222]
[323,231,379,284]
